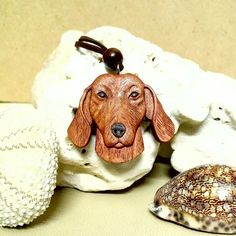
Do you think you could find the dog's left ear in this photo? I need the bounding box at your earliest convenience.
[144,85,175,142]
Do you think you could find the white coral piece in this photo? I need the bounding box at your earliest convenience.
[171,72,236,172]
[0,104,59,227]
[31,27,172,191]
[32,26,207,191]
[32,26,236,188]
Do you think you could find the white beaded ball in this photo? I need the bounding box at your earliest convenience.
[0,105,59,227]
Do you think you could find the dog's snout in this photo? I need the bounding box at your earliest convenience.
[111,123,126,138]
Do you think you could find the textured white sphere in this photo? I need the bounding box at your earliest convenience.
[0,104,59,227]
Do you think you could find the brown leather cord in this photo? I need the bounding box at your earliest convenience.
[75,36,124,73]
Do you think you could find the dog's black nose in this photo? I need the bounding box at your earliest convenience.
[111,123,126,138]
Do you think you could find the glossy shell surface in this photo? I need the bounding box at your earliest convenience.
[149,165,236,234]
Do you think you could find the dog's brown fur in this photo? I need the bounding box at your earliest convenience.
[68,73,175,163]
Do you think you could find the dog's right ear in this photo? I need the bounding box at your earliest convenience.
[67,87,92,147]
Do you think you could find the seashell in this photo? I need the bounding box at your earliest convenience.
[0,105,59,227]
[149,165,236,234]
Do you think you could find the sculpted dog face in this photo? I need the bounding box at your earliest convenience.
[68,73,175,163]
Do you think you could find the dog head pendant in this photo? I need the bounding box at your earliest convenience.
[68,73,175,163]
[67,36,175,163]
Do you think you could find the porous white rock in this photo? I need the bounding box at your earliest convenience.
[32,26,236,187]
[171,72,236,172]
[0,104,59,227]
[32,27,168,191]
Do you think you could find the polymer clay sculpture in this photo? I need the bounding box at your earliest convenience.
[149,165,236,234]
[67,36,175,163]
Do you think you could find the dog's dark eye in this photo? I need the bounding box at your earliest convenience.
[129,91,139,98]
[97,91,107,98]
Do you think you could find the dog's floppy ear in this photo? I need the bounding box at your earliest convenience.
[144,85,175,142]
[67,87,92,147]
